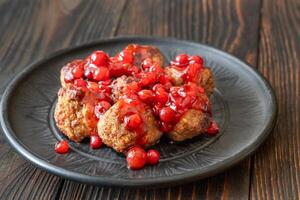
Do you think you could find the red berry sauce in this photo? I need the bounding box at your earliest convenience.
[59,46,218,170]
[55,140,69,154]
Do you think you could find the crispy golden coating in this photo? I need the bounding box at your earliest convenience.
[165,67,215,96]
[54,87,89,142]
[54,87,99,142]
[166,109,210,141]
[97,102,162,153]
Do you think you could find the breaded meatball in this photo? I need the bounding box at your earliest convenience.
[97,102,162,153]
[166,109,210,141]
[165,67,215,96]
[54,86,98,142]
[124,44,164,67]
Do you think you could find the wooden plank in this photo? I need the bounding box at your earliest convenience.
[250,0,300,199]
[59,0,261,199]
[0,0,126,199]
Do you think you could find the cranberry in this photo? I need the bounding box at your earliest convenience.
[94,101,111,118]
[186,63,201,82]
[149,64,164,74]
[160,122,173,132]
[138,90,154,103]
[142,58,153,69]
[55,140,69,154]
[90,135,103,149]
[128,65,140,75]
[84,64,97,79]
[189,55,204,65]
[73,79,87,88]
[119,50,134,64]
[159,107,175,122]
[147,149,160,165]
[126,146,147,170]
[93,67,110,81]
[139,72,157,87]
[98,84,111,93]
[175,54,189,65]
[88,51,109,67]
[72,65,84,79]
[155,88,169,104]
[207,121,219,135]
[125,114,142,130]
[152,103,163,116]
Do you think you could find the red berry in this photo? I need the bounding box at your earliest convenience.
[159,107,175,122]
[94,101,111,118]
[142,58,153,69]
[207,121,219,135]
[84,64,97,79]
[140,72,157,87]
[119,50,134,64]
[175,54,189,65]
[149,64,164,74]
[154,87,169,104]
[186,63,201,82]
[88,51,109,67]
[147,149,160,165]
[189,55,204,65]
[93,67,110,81]
[72,65,84,79]
[138,90,154,103]
[55,140,69,154]
[90,135,103,149]
[128,65,140,75]
[124,114,142,129]
[160,122,173,132]
[126,146,147,170]
[73,79,87,88]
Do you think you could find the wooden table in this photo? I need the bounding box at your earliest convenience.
[0,0,299,199]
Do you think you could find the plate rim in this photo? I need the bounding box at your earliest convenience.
[0,36,277,187]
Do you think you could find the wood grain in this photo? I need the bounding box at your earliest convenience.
[59,0,261,199]
[250,0,300,199]
[0,0,126,199]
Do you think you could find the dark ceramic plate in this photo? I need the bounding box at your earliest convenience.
[0,36,277,187]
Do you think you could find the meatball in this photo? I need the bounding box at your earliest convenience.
[166,109,210,141]
[97,101,162,153]
[54,86,98,142]
[124,44,164,67]
[165,67,215,96]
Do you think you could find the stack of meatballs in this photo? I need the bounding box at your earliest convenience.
[54,44,216,154]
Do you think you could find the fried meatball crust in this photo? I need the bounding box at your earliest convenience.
[97,101,162,153]
[55,87,89,142]
[54,86,99,142]
[166,109,210,141]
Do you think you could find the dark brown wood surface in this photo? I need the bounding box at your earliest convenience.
[0,0,298,199]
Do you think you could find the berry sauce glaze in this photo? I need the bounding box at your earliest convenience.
[58,44,219,169]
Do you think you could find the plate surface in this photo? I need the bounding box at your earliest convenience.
[0,36,277,187]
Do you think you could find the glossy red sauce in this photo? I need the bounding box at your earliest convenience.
[61,46,217,137]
